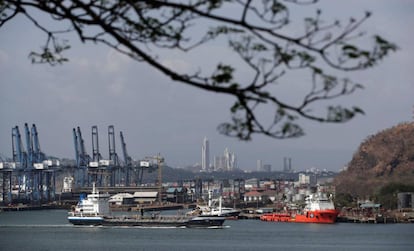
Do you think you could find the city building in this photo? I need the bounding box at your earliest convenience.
[214,155,226,171]
[256,160,262,172]
[213,147,237,171]
[263,164,271,172]
[224,148,237,171]
[283,157,293,172]
[201,137,209,172]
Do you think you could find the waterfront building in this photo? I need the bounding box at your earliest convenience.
[398,192,414,209]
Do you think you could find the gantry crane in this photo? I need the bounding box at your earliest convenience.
[90,125,113,187]
[23,124,55,202]
[31,124,55,202]
[119,131,155,186]
[119,131,132,186]
[73,126,90,187]
[108,125,121,186]
[12,126,27,168]
[2,126,26,204]
[12,125,28,201]
[8,124,56,204]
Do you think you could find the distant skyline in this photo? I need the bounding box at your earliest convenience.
[1,0,413,171]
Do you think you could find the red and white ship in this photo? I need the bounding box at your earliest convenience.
[260,193,339,224]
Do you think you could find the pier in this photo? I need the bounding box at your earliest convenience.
[337,215,397,224]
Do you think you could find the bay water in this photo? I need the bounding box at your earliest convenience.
[0,210,413,251]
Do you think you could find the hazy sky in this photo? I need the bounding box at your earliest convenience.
[0,0,413,171]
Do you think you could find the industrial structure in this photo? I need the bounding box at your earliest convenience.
[0,123,59,204]
[1,125,295,208]
[0,124,160,205]
[72,125,159,188]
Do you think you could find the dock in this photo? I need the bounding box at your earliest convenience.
[337,215,397,223]
[0,204,68,211]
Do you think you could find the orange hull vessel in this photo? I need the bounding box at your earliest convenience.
[260,209,339,224]
[260,193,339,224]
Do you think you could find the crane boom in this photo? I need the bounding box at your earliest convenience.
[119,131,134,185]
[12,126,27,168]
[91,125,101,162]
[77,127,90,166]
[24,123,33,167]
[31,124,46,163]
[119,131,132,166]
[73,128,80,167]
[108,125,119,166]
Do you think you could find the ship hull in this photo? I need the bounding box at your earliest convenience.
[185,216,226,228]
[260,209,339,224]
[294,209,339,223]
[67,216,104,226]
[68,215,225,228]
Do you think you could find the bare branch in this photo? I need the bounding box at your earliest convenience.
[0,0,397,140]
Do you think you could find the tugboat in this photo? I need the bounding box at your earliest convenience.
[68,184,225,228]
[260,193,340,224]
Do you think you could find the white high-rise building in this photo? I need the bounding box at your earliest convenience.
[224,147,237,171]
[201,137,210,171]
[257,160,262,171]
[214,156,226,171]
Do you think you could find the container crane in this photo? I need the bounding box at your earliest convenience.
[77,126,90,167]
[108,125,120,186]
[11,126,28,202]
[24,123,34,168]
[91,125,102,165]
[12,126,27,168]
[31,124,55,202]
[6,124,56,204]
[73,127,90,187]
[31,124,46,164]
[108,125,119,166]
[90,125,112,186]
[73,128,80,168]
[89,125,101,185]
[119,131,133,186]
[23,123,39,202]
[2,126,25,204]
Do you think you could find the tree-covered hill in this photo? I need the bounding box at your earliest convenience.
[335,122,414,198]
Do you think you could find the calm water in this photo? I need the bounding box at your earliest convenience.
[0,210,413,251]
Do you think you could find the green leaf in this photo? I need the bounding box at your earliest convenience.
[211,64,234,84]
[342,44,358,52]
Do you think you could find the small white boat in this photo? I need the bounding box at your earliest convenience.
[189,191,240,218]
